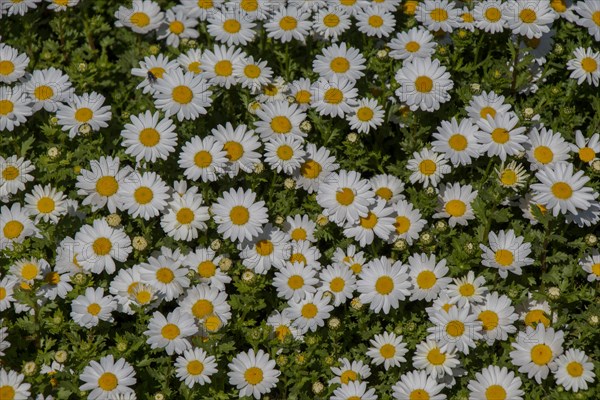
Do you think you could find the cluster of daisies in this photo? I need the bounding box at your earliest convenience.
[1,0,600,399]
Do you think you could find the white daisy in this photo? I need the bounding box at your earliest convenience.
[70,287,117,328]
[131,54,179,95]
[388,27,437,62]
[285,291,334,333]
[395,57,454,112]
[467,365,524,400]
[273,261,318,301]
[357,256,411,314]
[254,100,307,140]
[0,85,33,132]
[207,7,256,46]
[79,355,136,400]
[553,348,596,392]
[56,92,112,139]
[266,311,304,343]
[433,183,478,228]
[294,143,339,193]
[179,284,231,326]
[355,6,396,38]
[573,0,600,41]
[178,135,227,182]
[407,148,451,188]
[413,340,460,380]
[233,56,272,91]
[343,200,395,247]
[175,347,218,388]
[473,292,518,345]
[212,187,269,242]
[510,324,564,384]
[144,308,198,355]
[184,247,231,290]
[160,186,210,242]
[318,264,356,307]
[153,69,213,121]
[579,250,600,282]
[311,76,359,118]
[366,332,408,370]
[317,170,375,225]
[114,0,164,34]
[504,0,557,39]
[180,0,224,21]
[474,0,507,33]
[120,111,177,163]
[370,174,405,205]
[347,98,385,134]
[23,184,66,224]
[264,6,312,43]
[75,156,132,213]
[392,370,446,400]
[526,126,571,170]
[212,122,262,177]
[0,203,39,251]
[313,42,366,82]
[331,381,377,400]
[329,358,372,385]
[427,306,483,355]
[238,224,290,274]
[157,8,199,48]
[476,112,528,161]
[200,44,245,89]
[264,135,306,175]
[284,214,317,243]
[0,43,30,84]
[121,171,170,220]
[480,230,533,278]
[23,67,72,112]
[389,200,427,245]
[446,271,488,308]
[408,253,452,302]
[74,218,131,274]
[312,7,351,41]
[571,130,600,164]
[432,117,481,166]
[466,91,512,122]
[566,47,600,87]
[227,348,280,400]
[177,48,203,75]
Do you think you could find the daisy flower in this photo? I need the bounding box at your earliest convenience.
[553,348,596,392]
[179,284,231,326]
[415,0,460,32]
[256,76,289,103]
[408,253,452,302]
[38,266,75,301]
[114,0,164,34]
[433,183,478,228]
[131,54,179,95]
[313,42,366,82]
[207,7,256,46]
[175,348,218,388]
[157,8,199,48]
[531,161,598,216]
[0,43,29,84]
[389,200,427,245]
[395,57,454,112]
[519,295,554,328]
[388,27,437,62]
[287,240,321,267]
[333,244,367,274]
[46,0,80,12]
[392,370,446,400]
[227,348,280,400]
[355,6,396,38]
[370,174,404,205]
[432,117,481,166]
[120,111,177,163]
[109,265,144,314]
[153,69,212,121]
[504,0,557,39]
[566,47,600,87]
[180,0,224,21]
[285,291,334,333]
[145,308,197,355]
[254,100,306,140]
[184,248,231,290]
[347,98,385,134]
[0,277,18,312]
[121,171,170,220]
[527,127,570,170]
[446,271,488,308]
[0,325,9,356]
[467,365,524,400]
[139,247,189,302]
[573,0,600,41]
[473,292,518,345]
[295,143,339,193]
[331,381,377,400]
[23,67,72,112]
[366,332,408,370]
[264,135,306,175]
[200,45,245,89]
[571,130,600,164]
[212,187,269,242]
[178,135,227,182]
[427,306,483,355]
[344,200,395,247]
[79,355,136,400]
[311,76,359,118]
[466,91,512,122]
[495,160,528,190]
[413,340,460,379]
[0,86,33,132]
[70,287,117,328]
[476,112,528,161]
[264,6,312,43]
[312,7,351,41]
[510,324,564,384]
[0,368,31,400]
[579,250,600,282]
[74,218,132,274]
[0,155,35,200]
[233,56,272,91]
[76,156,131,213]
[9,257,47,286]
[212,122,262,177]
[56,92,112,139]
[329,0,369,16]
[266,311,304,342]
[480,230,533,278]
[474,0,507,33]
[407,148,451,188]
[177,48,203,75]
[284,214,316,243]
[318,264,356,307]
[238,224,290,274]
[329,358,372,385]
[316,170,375,225]
[273,262,318,301]
[0,203,39,251]
[357,256,411,314]
[160,187,210,242]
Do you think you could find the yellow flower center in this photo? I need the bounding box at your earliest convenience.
[45,271,61,285]
[480,106,496,119]
[445,199,466,217]
[244,367,264,385]
[149,67,165,78]
[169,21,185,34]
[161,323,180,340]
[187,360,204,375]
[359,212,378,229]
[130,12,150,27]
[214,60,233,77]
[566,361,584,377]
[519,9,537,23]
[551,182,572,199]
[593,11,600,26]
[288,275,304,290]
[192,299,214,318]
[139,128,160,147]
[136,290,152,304]
[368,15,384,27]
[375,275,394,295]
[240,0,258,11]
[223,141,243,161]
[277,144,294,161]
[324,88,344,104]
[550,0,567,13]
[36,196,55,213]
[21,263,38,280]
[289,253,306,265]
[156,267,174,283]
[323,14,340,27]
[271,115,292,134]
[500,170,518,186]
[485,7,502,22]
[591,263,600,276]
[459,283,475,296]
[494,249,514,266]
[197,0,213,9]
[531,344,553,365]
[415,76,433,93]
[301,159,322,179]
[275,325,291,341]
[0,60,15,76]
[290,228,307,241]
[3,220,24,240]
[87,303,101,316]
[223,19,241,34]
[230,205,250,225]
[2,165,18,180]
[336,188,355,206]
[405,41,421,52]
[301,303,318,318]
[395,216,411,234]
[427,348,446,365]
[279,16,298,31]
[448,134,467,151]
[194,150,213,168]
[330,277,345,292]
[188,62,201,74]
[380,343,396,359]
[255,240,274,256]
[0,288,6,300]
[579,147,595,163]
[462,12,474,23]
[176,208,195,224]
[534,146,554,164]
[295,90,311,104]
[416,270,437,289]
[93,237,112,256]
[375,187,393,201]
[134,186,153,205]
[418,159,437,175]
[74,107,93,123]
[478,310,499,331]
[172,85,193,104]
[485,385,506,400]
[96,176,118,197]
[34,85,54,101]
[581,57,598,73]
[340,370,358,384]
[357,107,374,122]
[491,128,510,144]
[97,372,118,391]
[524,309,550,327]
[0,386,14,400]
[330,57,350,73]
[445,320,465,337]
[409,389,430,400]
[403,0,418,15]
[244,64,261,79]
